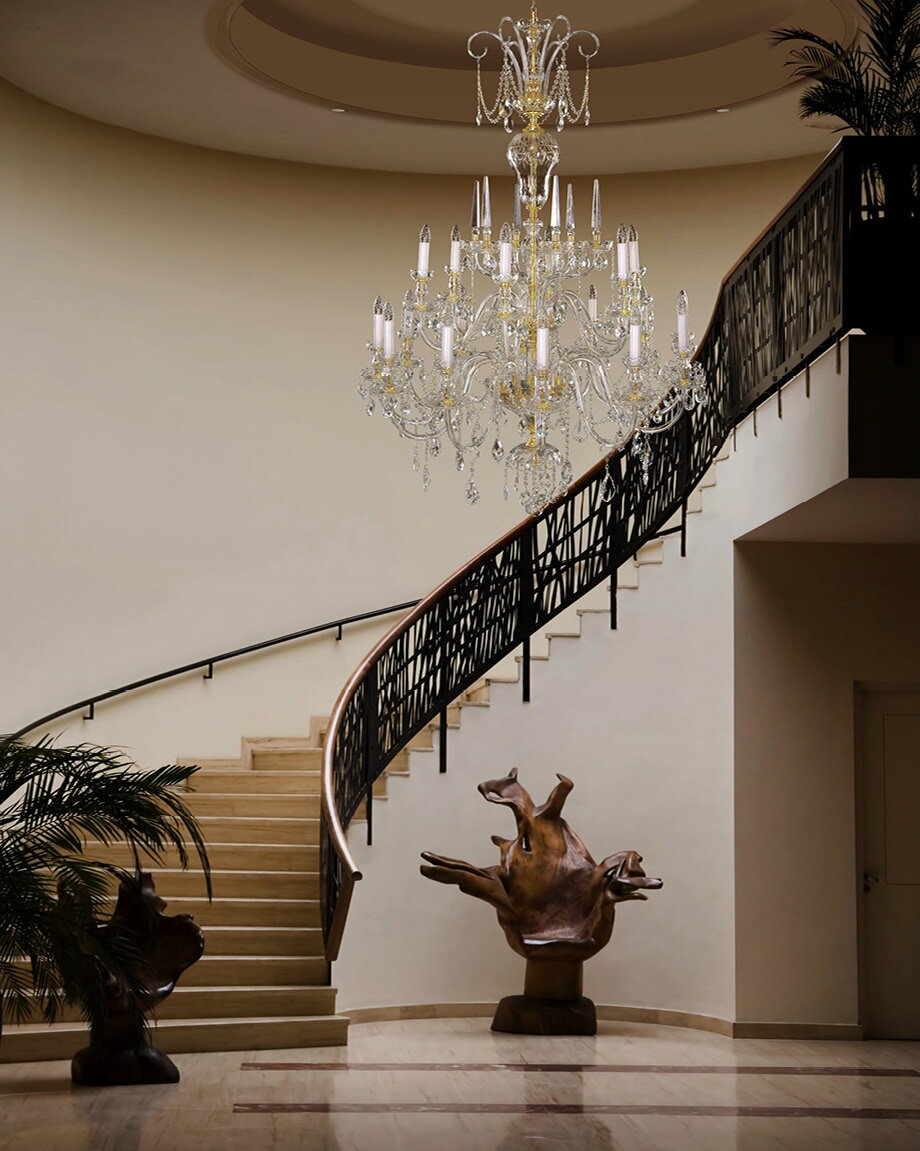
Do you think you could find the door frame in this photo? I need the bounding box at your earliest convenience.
[854,680,920,1035]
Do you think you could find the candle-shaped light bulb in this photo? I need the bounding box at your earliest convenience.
[566,183,575,232]
[513,183,522,229]
[588,284,598,321]
[536,326,550,371]
[450,224,462,273]
[677,289,689,352]
[616,223,629,281]
[591,179,601,232]
[628,225,640,275]
[482,176,492,230]
[550,176,561,229]
[417,223,430,277]
[372,295,384,349]
[499,222,512,282]
[440,324,454,369]
[471,181,480,230]
[628,310,642,365]
[383,300,396,359]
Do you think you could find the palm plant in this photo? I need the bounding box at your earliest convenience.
[0,735,210,1041]
[771,0,920,135]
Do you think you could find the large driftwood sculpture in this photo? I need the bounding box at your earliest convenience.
[71,872,204,1086]
[421,770,661,1034]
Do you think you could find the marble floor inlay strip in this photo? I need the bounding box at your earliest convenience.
[234,1103,920,1118]
[241,1061,920,1077]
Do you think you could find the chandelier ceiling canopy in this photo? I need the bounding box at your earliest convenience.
[360,4,707,513]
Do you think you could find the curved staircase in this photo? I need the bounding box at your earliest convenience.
[3,136,914,1062]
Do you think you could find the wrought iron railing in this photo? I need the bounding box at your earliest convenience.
[320,138,917,958]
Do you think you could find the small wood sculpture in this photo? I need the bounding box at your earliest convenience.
[421,770,661,1035]
[71,872,205,1086]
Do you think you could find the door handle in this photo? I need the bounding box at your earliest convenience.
[863,873,879,893]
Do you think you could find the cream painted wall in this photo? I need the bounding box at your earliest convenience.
[734,543,920,1026]
[1,77,821,748]
[335,342,854,1023]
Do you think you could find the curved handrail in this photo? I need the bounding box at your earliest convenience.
[322,137,920,960]
[10,600,420,742]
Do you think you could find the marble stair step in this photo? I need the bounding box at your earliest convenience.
[187,770,320,795]
[149,868,318,900]
[316,720,432,752]
[147,896,321,927]
[179,956,328,987]
[5,983,336,1025]
[84,841,317,871]
[242,742,410,774]
[183,792,320,817]
[193,816,320,845]
[0,1014,349,1062]
[176,757,241,771]
[202,926,323,956]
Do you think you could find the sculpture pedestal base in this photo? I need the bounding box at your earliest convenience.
[492,959,597,1035]
[71,1044,180,1087]
[492,993,597,1035]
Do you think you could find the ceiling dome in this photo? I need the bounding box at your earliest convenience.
[0,0,856,173]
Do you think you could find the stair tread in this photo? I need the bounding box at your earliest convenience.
[205,925,320,932]
[187,792,319,798]
[5,1014,347,1034]
[195,816,319,823]
[170,985,332,993]
[155,868,315,876]
[161,896,319,904]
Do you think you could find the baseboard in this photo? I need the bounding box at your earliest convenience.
[341,1003,732,1036]
[731,1021,863,1040]
[595,1005,733,1036]
[341,1003,862,1041]
[343,1003,495,1025]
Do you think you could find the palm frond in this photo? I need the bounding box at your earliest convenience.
[0,736,212,1037]
[772,1,920,135]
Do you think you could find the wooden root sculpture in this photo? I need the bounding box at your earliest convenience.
[421,770,662,1035]
[71,872,205,1086]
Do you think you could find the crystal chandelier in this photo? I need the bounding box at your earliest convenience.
[360,4,707,514]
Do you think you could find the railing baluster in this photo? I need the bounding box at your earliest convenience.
[519,525,536,703]
[363,666,378,846]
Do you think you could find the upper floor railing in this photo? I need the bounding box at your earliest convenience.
[320,137,920,959]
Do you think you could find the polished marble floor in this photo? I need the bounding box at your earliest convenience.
[2,1018,919,1150]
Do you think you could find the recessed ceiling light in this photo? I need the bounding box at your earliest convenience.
[330,107,347,113]
[716,107,731,113]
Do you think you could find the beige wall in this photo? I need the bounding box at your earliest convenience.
[734,543,920,1026]
[1,77,820,738]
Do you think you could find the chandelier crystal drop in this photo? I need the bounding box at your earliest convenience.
[359,3,707,514]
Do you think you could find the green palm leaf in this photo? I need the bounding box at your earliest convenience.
[772,1,920,135]
[0,736,211,1041]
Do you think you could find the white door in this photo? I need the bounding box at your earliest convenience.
[861,688,920,1039]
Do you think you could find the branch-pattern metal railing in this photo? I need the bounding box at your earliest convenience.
[321,138,918,959]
